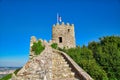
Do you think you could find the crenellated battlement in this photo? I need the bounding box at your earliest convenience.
[53,22,74,27]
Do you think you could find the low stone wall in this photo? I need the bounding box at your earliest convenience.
[53,49,93,80]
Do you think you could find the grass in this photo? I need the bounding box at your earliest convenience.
[0,74,12,80]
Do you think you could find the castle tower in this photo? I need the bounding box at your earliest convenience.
[52,22,76,48]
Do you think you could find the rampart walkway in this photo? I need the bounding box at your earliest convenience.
[11,43,93,80]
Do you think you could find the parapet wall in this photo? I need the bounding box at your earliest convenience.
[53,49,93,80]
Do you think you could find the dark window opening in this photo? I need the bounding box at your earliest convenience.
[68,29,70,32]
[59,37,62,43]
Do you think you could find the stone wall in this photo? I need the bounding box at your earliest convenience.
[52,22,76,48]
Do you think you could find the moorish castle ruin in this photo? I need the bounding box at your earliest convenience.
[11,22,93,80]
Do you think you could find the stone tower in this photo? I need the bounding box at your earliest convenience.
[52,22,76,48]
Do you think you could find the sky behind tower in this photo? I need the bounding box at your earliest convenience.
[0,0,120,67]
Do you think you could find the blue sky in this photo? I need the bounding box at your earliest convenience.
[0,0,120,67]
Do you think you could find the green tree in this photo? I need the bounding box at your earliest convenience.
[88,36,120,80]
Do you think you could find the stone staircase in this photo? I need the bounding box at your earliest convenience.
[11,42,93,80]
[52,51,79,80]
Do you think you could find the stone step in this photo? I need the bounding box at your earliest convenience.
[52,78,77,80]
[52,51,77,80]
[52,66,71,71]
[53,62,68,66]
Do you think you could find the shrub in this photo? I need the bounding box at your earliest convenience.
[51,43,58,49]
[32,41,45,55]
[14,68,21,75]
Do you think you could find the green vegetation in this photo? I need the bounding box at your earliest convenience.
[0,74,12,80]
[60,36,120,80]
[14,68,21,75]
[32,40,45,55]
[51,43,58,49]
[0,68,21,80]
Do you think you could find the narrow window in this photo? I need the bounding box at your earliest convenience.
[59,37,62,43]
[68,29,70,32]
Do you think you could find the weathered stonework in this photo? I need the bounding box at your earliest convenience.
[11,22,93,80]
[12,42,53,80]
[52,22,76,48]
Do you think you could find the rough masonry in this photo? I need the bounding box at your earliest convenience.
[52,22,76,48]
